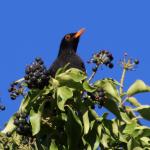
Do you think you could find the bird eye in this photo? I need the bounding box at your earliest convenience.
[65,34,71,41]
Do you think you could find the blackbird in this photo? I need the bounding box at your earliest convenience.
[49,28,86,77]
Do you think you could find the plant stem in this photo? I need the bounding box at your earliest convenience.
[88,65,99,82]
[120,68,126,95]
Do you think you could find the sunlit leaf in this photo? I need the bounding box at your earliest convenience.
[123,120,137,134]
[83,110,90,135]
[30,102,44,135]
[83,81,96,92]
[49,140,58,150]
[127,97,141,107]
[57,86,73,111]
[127,80,150,96]
[94,80,121,102]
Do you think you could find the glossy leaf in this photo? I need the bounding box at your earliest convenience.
[127,80,150,96]
[49,140,58,150]
[83,110,90,134]
[127,97,141,107]
[57,86,73,111]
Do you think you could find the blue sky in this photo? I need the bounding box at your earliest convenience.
[0,0,150,128]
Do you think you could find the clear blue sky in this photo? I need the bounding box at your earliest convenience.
[0,0,150,128]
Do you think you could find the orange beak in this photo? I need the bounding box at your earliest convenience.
[74,28,85,38]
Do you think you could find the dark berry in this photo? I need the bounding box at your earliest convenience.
[35,57,42,62]
[0,105,5,111]
[14,119,19,126]
[99,92,105,97]
[8,87,14,92]
[6,132,11,137]
[92,67,97,72]
[134,59,139,65]
[91,104,95,109]
[10,93,17,100]
[108,63,114,68]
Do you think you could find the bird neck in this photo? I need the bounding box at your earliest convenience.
[57,48,76,58]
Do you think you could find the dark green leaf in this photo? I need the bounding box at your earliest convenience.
[133,105,150,121]
[65,106,83,150]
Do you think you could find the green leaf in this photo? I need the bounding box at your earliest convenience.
[49,140,58,150]
[65,106,82,150]
[56,68,86,82]
[1,114,16,134]
[83,81,96,92]
[112,119,119,136]
[133,105,150,121]
[127,138,141,150]
[101,134,109,148]
[140,137,150,147]
[97,125,102,138]
[30,103,44,135]
[104,99,121,119]
[120,111,132,123]
[127,97,141,107]
[55,63,70,76]
[127,80,150,96]
[57,86,73,111]
[83,110,90,134]
[93,134,99,150]
[94,79,121,102]
[123,120,137,134]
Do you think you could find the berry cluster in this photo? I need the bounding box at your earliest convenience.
[88,50,114,69]
[13,112,31,136]
[88,88,107,108]
[24,57,50,89]
[8,82,24,100]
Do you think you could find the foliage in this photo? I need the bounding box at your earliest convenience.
[1,54,150,150]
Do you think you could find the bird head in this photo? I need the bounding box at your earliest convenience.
[58,28,85,57]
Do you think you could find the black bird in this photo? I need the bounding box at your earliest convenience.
[49,28,86,77]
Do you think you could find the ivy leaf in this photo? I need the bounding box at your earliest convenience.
[133,105,150,121]
[94,80,121,102]
[56,68,86,90]
[56,68,86,83]
[49,140,58,150]
[140,137,150,147]
[123,120,137,134]
[120,111,132,123]
[83,110,90,135]
[127,97,141,107]
[57,86,73,111]
[83,81,96,92]
[30,102,44,135]
[1,115,16,134]
[65,106,83,150]
[127,80,150,96]
[104,99,121,120]
[127,138,141,150]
